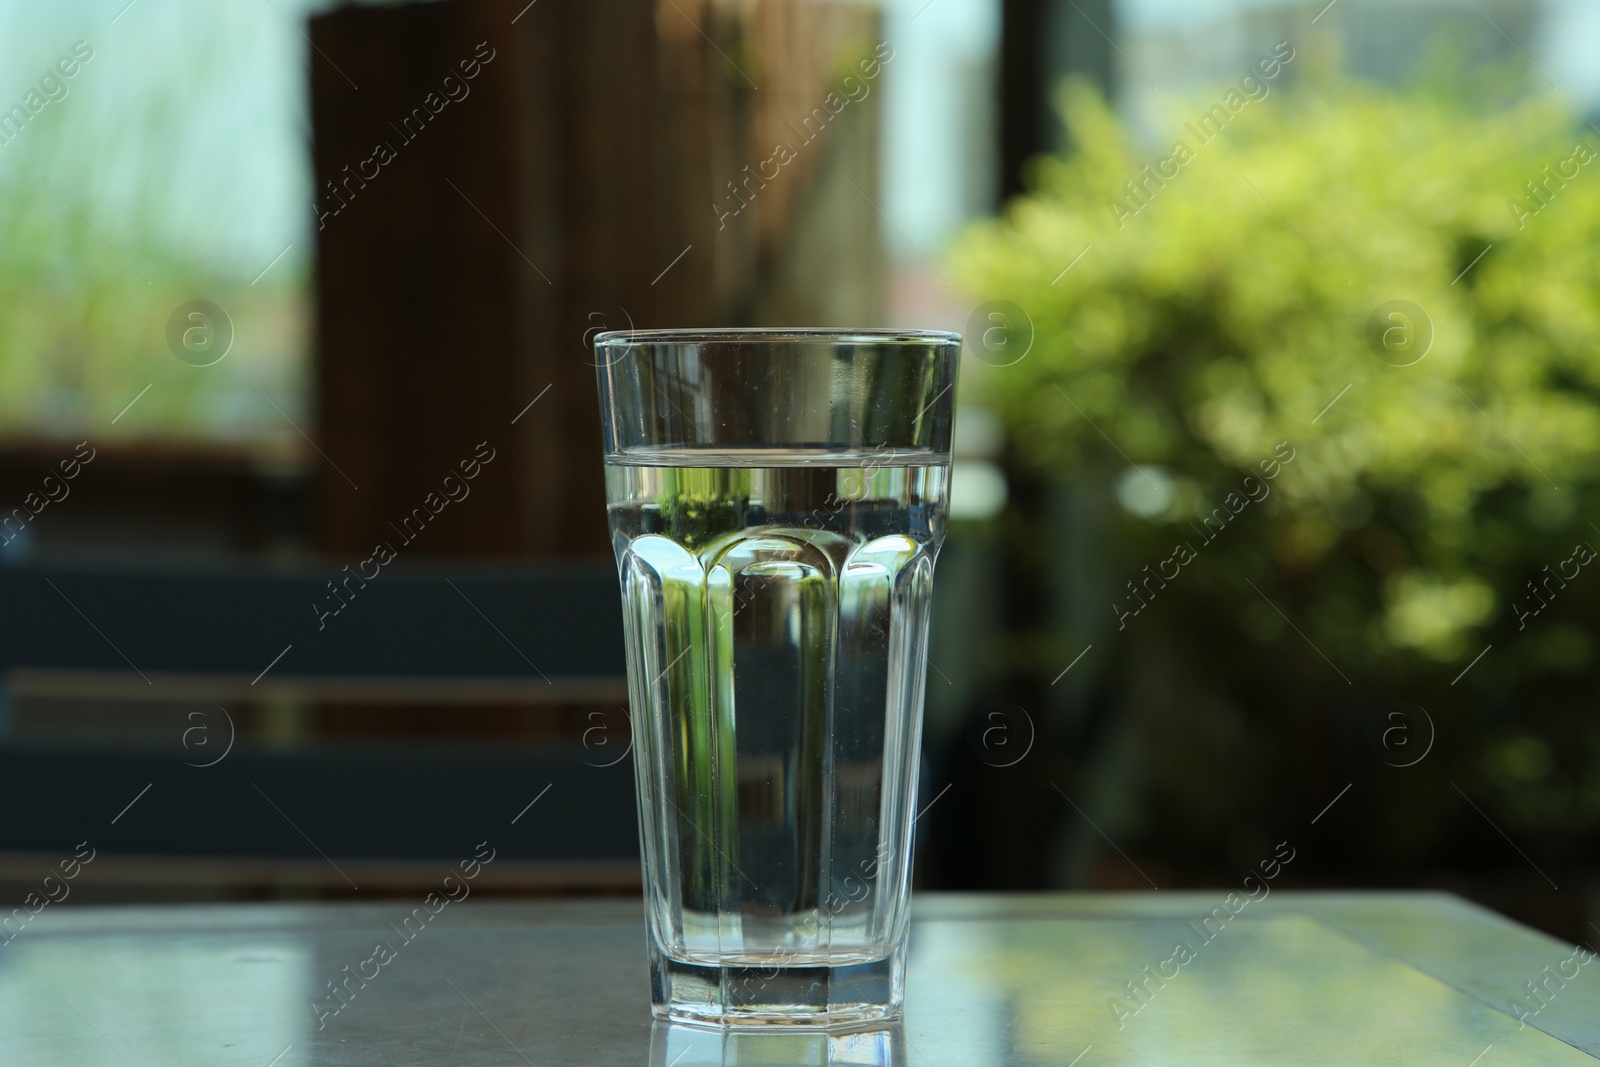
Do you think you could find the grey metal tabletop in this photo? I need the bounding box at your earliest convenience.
[1,892,1595,1065]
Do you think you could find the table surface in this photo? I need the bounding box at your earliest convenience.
[1,892,1596,1066]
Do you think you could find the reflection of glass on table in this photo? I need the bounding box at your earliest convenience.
[649,1019,906,1066]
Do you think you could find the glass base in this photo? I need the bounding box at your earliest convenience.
[652,950,904,1028]
[649,1018,907,1065]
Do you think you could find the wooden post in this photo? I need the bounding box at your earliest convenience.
[310,0,885,559]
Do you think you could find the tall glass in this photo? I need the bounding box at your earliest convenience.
[593,329,960,1027]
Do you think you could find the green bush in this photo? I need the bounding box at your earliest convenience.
[952,77,1600,875]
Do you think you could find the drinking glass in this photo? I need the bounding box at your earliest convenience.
[593,328,960,1026]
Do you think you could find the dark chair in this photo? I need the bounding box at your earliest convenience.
[0,559,638,897]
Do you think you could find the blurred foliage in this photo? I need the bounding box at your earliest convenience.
[952,77,1600,878]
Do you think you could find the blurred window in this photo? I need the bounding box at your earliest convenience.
[881,0,1001,257]
[0,1,331,450]
[1117,0,1600,139]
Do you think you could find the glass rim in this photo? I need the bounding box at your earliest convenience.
[593,327,962,347]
